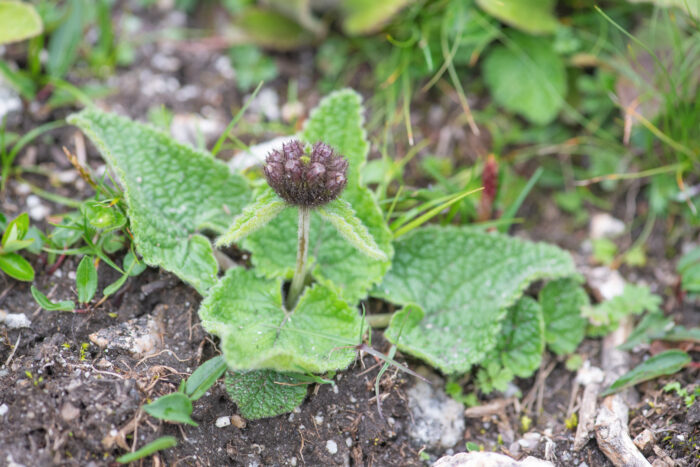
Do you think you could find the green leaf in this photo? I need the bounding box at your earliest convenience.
[124,250,147,276]
[235,7,314,51]
[47,0,84,78]
[216,189,287,247]
[31,286,75,312]
[678,247,700,293]
[483,32,567,125]
[185,356,227,401]
[626,0,699,17]
[620,312,673,351]
[375,226,577,374]
[199,268,362,373]
[81,200,126,231]
[103,274,127,298]
[499,297,544,378]
[341,0,411,36]
[2,213,29,246]
[228,45,279,92]
[316,198,387,261]
[76,255,98,303]
[601,350,691,396]
[143,392,198,426]
[225,370,308,420]
[67,107,251,295]
[0,1,43,45]
[116,436,177,464]
[0,252,34,281]
[584,284,661,336]
[243,89,393,304]
[476,0,559,35]
[539,279,589,355]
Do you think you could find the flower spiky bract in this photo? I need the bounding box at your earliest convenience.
[263,140,348,208]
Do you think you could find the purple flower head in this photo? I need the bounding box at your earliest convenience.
[263,140,348,207]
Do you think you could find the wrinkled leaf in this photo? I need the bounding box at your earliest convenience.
[341,0,411,36]
[539,279,589,355]
[76,255,98,303]
[143,392,198,426]
[375,226,577,374]
[185,356,227,401]
[476,0,559,35]
[602,350,691,396]
[199,268,362,373]
[0,1,43,45]
[216,188,286,247]
[316,198,387,261]
[243,89,392,304]
[0,252,35,281]
[31,285,75,312]
[225,370,308,419]
[584,284,661,336]
[68,107,250,294]
[500,296,545,378]
[483,32,567,125]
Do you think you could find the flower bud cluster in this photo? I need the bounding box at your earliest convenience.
[263,140,348,207]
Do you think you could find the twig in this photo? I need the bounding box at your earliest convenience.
[3,333,20,367]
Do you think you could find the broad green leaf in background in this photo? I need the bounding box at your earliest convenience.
[678,247,700,293]
[228,45,279,92]
[0,1,43,45]
[601,350,691,396]
[76,255,97,303]
[47,0,84,78]
[68,108,250,294]
[483,32,567,125]
[626,0,699,17]
[234,7,315,51]
[539,279,589,355]
[0,252,34,281]
[476,0,559,35]
[243,90,392,304]
[225,370,308,419]
[31,286,75,311]
[341,0,411,36]
[143,392,198,426]
[499,296,545,378]
[374,226,577,374]
[199,268,363,373]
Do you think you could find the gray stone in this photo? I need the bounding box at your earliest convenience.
[434,452,554,467]
[407,381,465,448]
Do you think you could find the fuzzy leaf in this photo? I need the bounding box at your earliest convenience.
[476,0,559,35]
[375,226,577,374]
[500,296,545,378]
[225,370,308,419]
[243,89,392,303]
[0,1,43,45]
[602,350,691,396]
[483,32,567,125]
[216,189,286,247]
[67,108,250,294]
[539,279,589,355]
[199,268,362,373]
[317,198,387,261]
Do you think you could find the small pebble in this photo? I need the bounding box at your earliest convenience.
[231,414,246,429]
[215,416,231,428]
[0,404,8,416]
[345,437,352,447]
[325,439,338,455]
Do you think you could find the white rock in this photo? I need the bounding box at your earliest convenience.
[325,439,338,455]
[215,416,231,428]
[517,432,542,450]
[170,113,222,147]
[0,403,8,416]
[586,266,626,300]
[228,136,295,172]
[0,76,22,123]
[434,452,554,466]
[26,195,49,221]
[407,380,465,448]
[590,213,625,239]
[251,87,280,121]
[345,437,352,447]
[88,315,164,357]
[575,361,604,386]
[0,310,31,328]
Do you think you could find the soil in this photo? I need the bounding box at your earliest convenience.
[1,3,698,467]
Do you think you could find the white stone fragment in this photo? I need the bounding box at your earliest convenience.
[26,195,50,221]
[0,310,31,328]
[590,213,625,239]
[407,380,465,448]
[0,403,8,416]
[325,440,338,455]
[215,416,231,428]
[434,452,554,466]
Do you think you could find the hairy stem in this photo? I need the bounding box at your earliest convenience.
[286,206,311,310]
